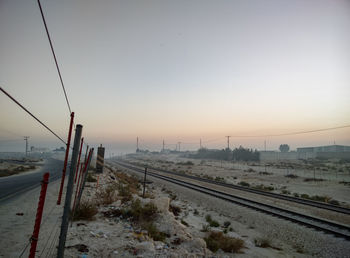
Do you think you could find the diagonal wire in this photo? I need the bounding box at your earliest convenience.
[0,86,66,145]
[36,0,72,115]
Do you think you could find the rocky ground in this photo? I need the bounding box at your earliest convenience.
[65,159,350,258]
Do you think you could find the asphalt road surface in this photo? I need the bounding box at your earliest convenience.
[0,158,64,202]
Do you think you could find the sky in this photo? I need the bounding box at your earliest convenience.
[0,0,350,155]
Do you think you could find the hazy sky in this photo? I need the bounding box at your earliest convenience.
[1,0,349,154]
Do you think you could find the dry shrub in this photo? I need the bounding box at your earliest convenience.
[117,183,133,203]
[169,204,181,216]
[254,238,272,248]
[204,232,244,253]
[73,201,98,221]
[96,184,117,205]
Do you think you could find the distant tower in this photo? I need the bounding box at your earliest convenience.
[225,136,231,149]
[178,142,181,152]
[24,136,29,156]
[200,138,202,149]
[96,144,105,173]
[162,140,165,152]
[136,137,139,152]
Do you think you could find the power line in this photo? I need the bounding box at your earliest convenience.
[37,0,72,114]
[228,124,350,138]
[0,86,66,145]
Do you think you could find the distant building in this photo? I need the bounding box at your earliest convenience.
[30,146,50,153]
[297,145,350,153]
[260,144,350,161]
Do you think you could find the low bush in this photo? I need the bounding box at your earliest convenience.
[96,185,117,205]
[204,231,244,253]
[73,201,98,221]
[238,181,250,187]
[285,174,298,179]
[205,214,220,227]
[86,173,97,182]
[169,204,181,216]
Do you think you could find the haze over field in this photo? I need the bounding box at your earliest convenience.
[1,0,349,154]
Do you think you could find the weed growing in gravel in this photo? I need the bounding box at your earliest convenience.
[238,181,250,187]
[201,224,210,232]
[204,231,244,253]
[205,214,220,227]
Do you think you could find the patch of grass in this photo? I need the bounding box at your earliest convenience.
[201,224,210,232]
[204,231,244,253]
[238,181,250,187]
[299,194,340,205]
[205,214,220,227]
[73,201,98,221]
[285,174,298,178]
[281,189,291,195]
[144,222,169,242]
[253,184,274,191]
[214,176,225,182]
[304,178,324,182]
[177,161,194,166]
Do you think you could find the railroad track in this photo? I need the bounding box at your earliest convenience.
[113,160,350,241]
[115,160,350,215]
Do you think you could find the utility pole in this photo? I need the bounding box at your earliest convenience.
[178,142,181,152]
[136,137,139,152]
[225,136,231,149]
[24,136,29,156]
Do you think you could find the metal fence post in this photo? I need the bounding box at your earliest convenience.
[74,137,84,183]
[57,124,82,258]
[143,167,147,198]
[57,112,74,205]
[29,172,50,258]
[76,148,94,209]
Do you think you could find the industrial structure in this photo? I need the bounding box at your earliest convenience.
[260,144,350,161]
[96,144,105,173]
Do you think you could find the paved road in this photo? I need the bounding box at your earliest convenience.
[0,158,64,202]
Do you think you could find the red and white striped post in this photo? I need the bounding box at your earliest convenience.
[29,172,50,258]
[57,112,74,205]
[74,137,84,183]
